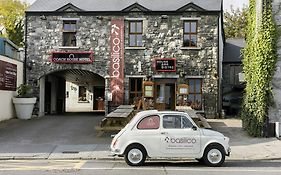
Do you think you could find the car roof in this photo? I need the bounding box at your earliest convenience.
[130,110,186,124]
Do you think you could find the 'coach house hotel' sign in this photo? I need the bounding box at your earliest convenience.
[51,51,93,64]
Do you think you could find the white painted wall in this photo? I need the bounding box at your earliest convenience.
[65,81,94,112]
[0,55,23,121]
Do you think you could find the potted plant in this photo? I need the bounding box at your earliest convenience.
[12,84,36,119]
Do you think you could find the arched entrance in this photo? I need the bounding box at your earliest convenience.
[39,69,105,115]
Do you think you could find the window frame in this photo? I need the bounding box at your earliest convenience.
[187,79,202,110]
[129,21,143,47]
[163,115,193,129]
[129,78,143,104]
[183,21,198,47]
[62,20,77,47]
[78,86,88,102]
[137,115,160,130]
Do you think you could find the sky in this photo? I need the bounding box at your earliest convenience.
[21,0,249,11]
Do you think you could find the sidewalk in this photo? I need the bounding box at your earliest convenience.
[208,119,281,161]
[0,117,280,161]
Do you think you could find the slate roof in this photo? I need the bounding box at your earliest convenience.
[27,0,222,12]
[223,39,245,63]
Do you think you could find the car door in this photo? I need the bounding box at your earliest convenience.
[160,114,201,157]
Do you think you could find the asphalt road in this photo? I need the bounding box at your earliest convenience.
[0,159,281,175]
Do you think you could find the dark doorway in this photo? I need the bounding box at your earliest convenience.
[93,86,105,110]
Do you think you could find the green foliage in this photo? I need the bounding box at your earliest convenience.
[241,0,277,137]
[0,0,27,46]
[224,6,248,38]
[16,84,33,98]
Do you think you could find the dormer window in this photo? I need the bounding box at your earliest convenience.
[63,21,77,46]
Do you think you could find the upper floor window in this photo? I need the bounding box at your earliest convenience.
[183,21,197,47]
[129,21,143,47]
[63,21,77,46]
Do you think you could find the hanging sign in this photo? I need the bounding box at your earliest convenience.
[110,19,125,105]
[51,51,93,64]
[0,60,17,91]
[155,58,176,72]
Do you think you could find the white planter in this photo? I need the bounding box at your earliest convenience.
[12,97,37,120]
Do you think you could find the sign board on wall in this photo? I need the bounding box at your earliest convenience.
[110,19,125,105]
[51,51,93,64]
[155,58,176,72]
[0,60,17,91]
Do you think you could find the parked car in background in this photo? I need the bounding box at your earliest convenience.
[111,110,231,167]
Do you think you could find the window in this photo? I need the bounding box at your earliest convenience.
[78,86,87,102]
[129,21,143,47]
[137,115,160,129]
[187,79,202,110]
[163,115,193,129]
[183,21,197,47]
[129,78,143,104]
[230,65,242,85]
[63,21,77,46]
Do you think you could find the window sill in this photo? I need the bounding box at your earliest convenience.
[180,47,201,50]
[125,47,146,50]
[59,46,80,49]
[78,101,90,103]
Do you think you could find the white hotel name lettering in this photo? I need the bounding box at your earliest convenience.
[111,24,121,78]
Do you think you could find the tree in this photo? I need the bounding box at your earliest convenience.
[224,6,248,38]
[0,0,27,46]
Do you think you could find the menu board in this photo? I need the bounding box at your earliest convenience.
[155,58,176,72]
[0,60,17,91]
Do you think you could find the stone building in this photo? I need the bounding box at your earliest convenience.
[270,0,281,136]
[25,0,224,118]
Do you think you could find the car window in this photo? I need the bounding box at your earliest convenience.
[163,115,193,129]
[137,115,160,130]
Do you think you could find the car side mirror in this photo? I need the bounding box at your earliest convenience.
[192,125,197,131]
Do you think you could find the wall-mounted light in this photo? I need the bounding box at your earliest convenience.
[40,15,47,20]
[161,15,168,19]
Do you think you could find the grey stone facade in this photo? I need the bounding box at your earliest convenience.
[269,0,281,123]
[25,10,221,117]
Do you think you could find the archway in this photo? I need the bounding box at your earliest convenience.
[39,69,105,115]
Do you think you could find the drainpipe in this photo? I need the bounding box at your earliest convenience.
[24,12,28,84]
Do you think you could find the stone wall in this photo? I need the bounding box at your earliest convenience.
[26,12,220,117]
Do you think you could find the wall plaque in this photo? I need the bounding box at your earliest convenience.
[155,58,176,72]
[0,60,17,91]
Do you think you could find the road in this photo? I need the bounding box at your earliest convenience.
[0,159,281,175]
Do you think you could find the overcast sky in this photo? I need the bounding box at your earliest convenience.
[21,0,249,11]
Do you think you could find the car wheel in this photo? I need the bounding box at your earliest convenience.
[124,145,147,166]
[203,144,225,167]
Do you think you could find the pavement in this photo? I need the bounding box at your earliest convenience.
[0,113,280,161]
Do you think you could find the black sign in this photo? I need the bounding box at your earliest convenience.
[51,51,93,64]
[155,58,176,72]
[0,60,17,91]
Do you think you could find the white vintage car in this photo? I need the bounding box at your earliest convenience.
[111,110,230,167]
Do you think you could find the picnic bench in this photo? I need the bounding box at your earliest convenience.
[176,106,211,129]
[95,105,135,136]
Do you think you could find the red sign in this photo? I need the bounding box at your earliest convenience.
[155,58,176,72]
[51,51,93,64]
[0,60,17,91]
[110,19,125,105]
